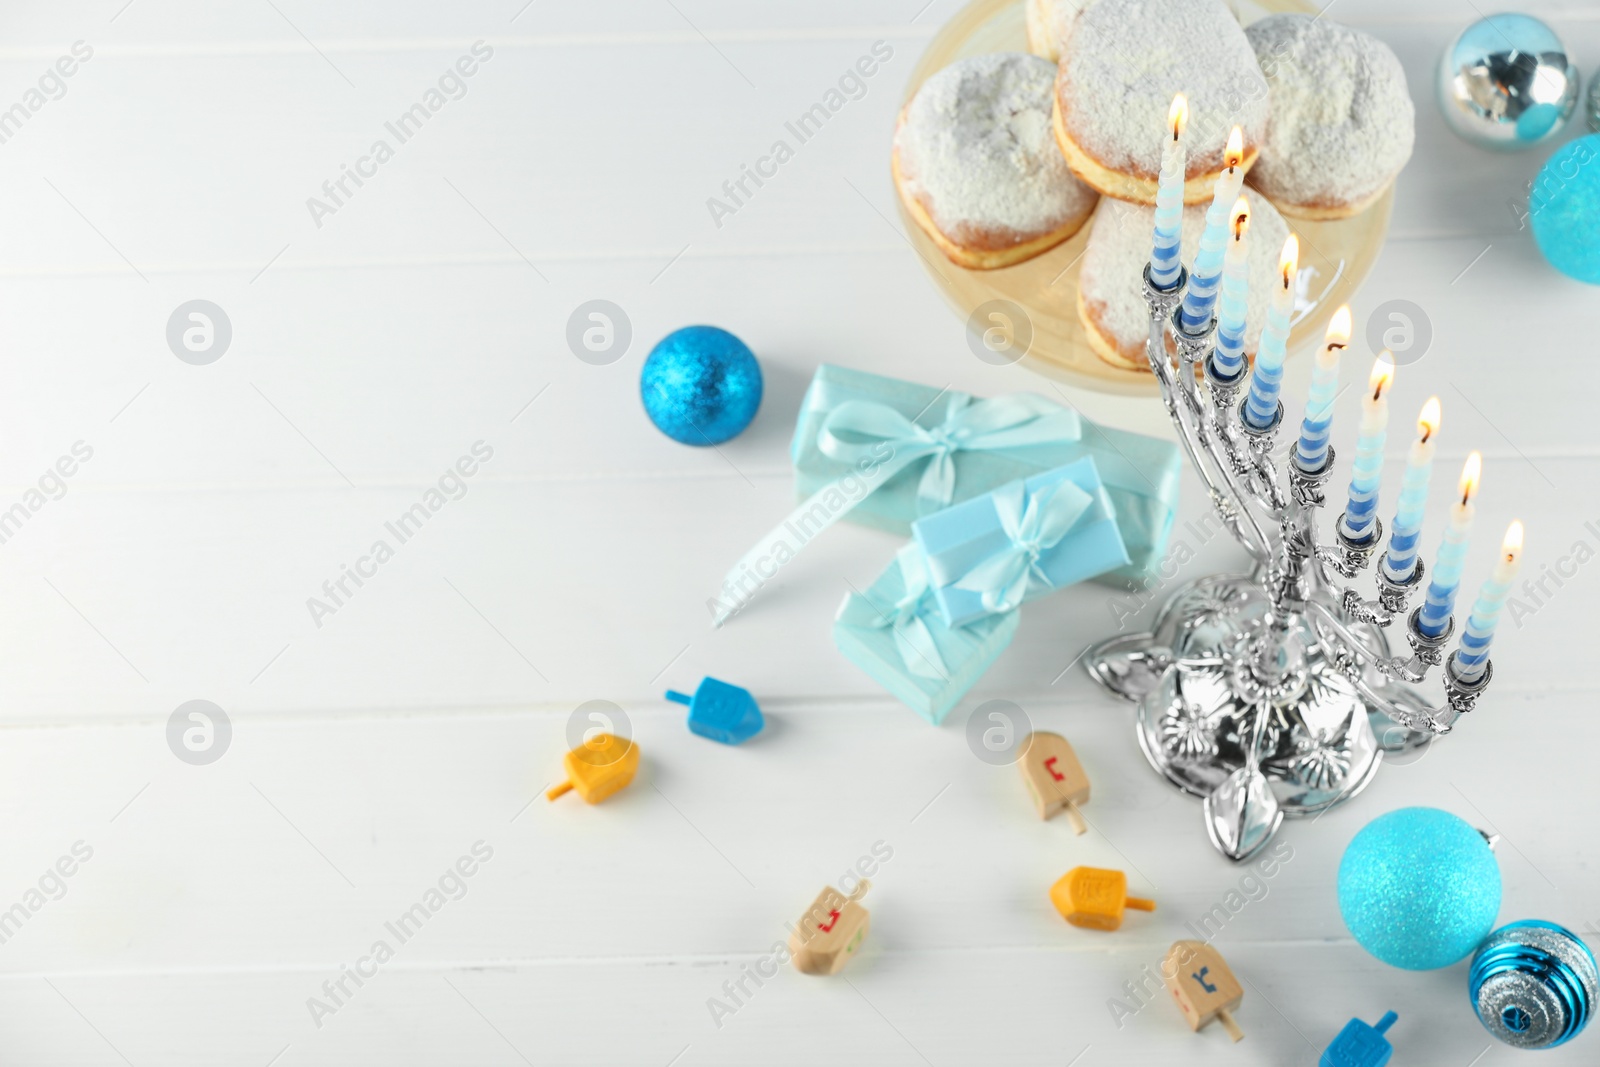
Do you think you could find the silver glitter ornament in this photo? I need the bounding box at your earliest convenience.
[1469,921,1598,1050]
[1437,14,1578,150]
[1589,68,1599,133]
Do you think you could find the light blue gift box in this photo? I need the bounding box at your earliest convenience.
[912,458,1130,628]
[833,544,1020,725]
[791,364,1181,586]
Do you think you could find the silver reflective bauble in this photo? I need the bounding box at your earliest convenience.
[1469,921,1598,1050]
[1437,14,1578,150]
[1589,68,1599,133]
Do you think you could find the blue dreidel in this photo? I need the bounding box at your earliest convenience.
[667,677,764,744]
[1321,1010,1398,1067]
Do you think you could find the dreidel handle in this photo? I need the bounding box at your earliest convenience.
[1064,801,1088,836]
[665,690,693,706]
[546,779,574,801]
[1125,896,1157,912]
[1217,1008,1243,1043]
[1373,1010,1398,1035]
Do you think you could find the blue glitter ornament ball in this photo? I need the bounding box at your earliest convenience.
[1470,920,1598,1050]
[1531,134,1600,284]
[1338,807,1501,970]
[640,326,762,445]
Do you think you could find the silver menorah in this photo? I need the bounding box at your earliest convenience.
[1082,263,1495,862]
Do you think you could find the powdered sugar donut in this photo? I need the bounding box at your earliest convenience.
[1077,190,1291,371]
[1245,14,1414,219]
[1025,0,1093,61]
[1030,0,1250,64]
[894,53,1099,269]
[1054,0,1269,206]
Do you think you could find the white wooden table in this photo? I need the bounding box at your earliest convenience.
[1,1,1597,1063]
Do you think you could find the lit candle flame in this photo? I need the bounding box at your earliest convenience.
[1369,357,1394,402]
[1224,126,1244,170]
[1503,520,1524,563]
[1460,451,1482,505]
[1418,396,1442,444]
[1231,196,1250,241]
[1279,234,1299,290]
[1169,94,1188,140]
[1326,305,1352,348]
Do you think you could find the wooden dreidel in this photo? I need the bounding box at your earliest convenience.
[787,880,871,975]
[1163,940,1245,1042]
[666,676,763,745]
[1050,867,1155,931]
[545,732,639,804]
[1017,731,1090,832]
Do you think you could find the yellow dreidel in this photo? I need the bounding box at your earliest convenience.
[545,733,639,804]
[787,880,871,976]
[1017,731,1090,833]
[1050,866,1155,931]
[1163,940,1244,1042]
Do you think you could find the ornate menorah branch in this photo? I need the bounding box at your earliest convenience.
[1086,263,1494,862]
[1142,266,1274,563]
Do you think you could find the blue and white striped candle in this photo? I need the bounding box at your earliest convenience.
[1149,94,1188,291]
[1292,305,1351,470]
[1211,197,1251,379]
[1378,397,1442,584]
[1241,234,1298,427]
[1417,453,1481,637]
[1337,359,1395,543]
[1178,127,1246,334]
[1452,521,1523,683]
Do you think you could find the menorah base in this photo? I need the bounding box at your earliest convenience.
[1084,572,1434,862]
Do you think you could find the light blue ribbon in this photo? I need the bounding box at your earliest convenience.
[947,478,1096,615]
[816,392,1082,511]
[835,549,947,680]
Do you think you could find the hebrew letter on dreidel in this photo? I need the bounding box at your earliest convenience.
[1018,732,1090,832]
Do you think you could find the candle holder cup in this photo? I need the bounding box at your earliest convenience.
[1084,265,1498,862]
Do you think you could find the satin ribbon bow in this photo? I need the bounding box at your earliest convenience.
[836,550,948,680]
[816,392,1081,512]
[951,478,1096,615]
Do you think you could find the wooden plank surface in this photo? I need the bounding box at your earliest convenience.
[2,1,1597,1063]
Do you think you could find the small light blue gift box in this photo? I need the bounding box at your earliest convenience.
[912,458,1130,628]
[791,364,1181,585]
[833,544,1020,725]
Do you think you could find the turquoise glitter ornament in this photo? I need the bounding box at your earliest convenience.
[640,326,763,445]
[1470,921,1598,1050]
[1530,134,1600,284]
[1338,807,1500,970]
